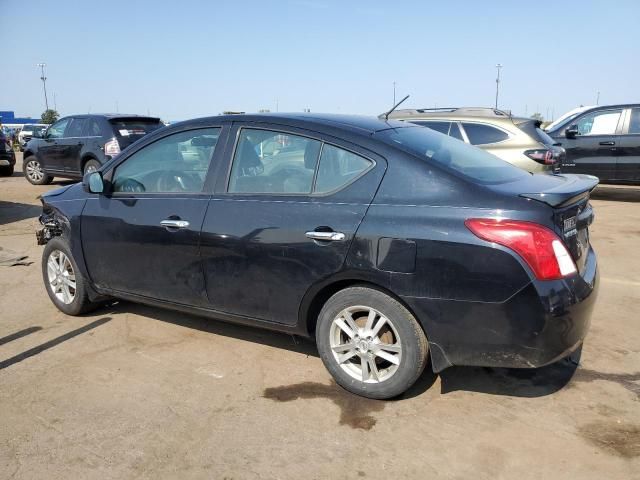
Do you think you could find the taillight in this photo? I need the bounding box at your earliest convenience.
[465,218,577,280]
[104,138,121,156]
[524,149,555,165]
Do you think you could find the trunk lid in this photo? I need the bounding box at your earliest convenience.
[491,173,598,274]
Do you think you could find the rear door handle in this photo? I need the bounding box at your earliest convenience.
[160,219,189,229]
[599,141,615,146]
[305,231,346,241]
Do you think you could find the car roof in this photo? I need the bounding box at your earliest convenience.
[170,113,409,135]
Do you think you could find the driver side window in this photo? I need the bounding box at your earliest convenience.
[47,118,71,139]
[112,128,220,193]
[576,109,622,136]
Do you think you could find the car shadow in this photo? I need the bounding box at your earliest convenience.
[97,300,320,358]
[592,185,640,202]
[0,200,42,226]
[85,301,578,400]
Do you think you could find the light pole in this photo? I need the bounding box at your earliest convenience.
[494,64,502,109]
[596,91,600,105]
[37,63,49,111]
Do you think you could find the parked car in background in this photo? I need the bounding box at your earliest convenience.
[23,114,164,185]
[18,124,48,151]
[0,130,16,176]
[37,113,598,399]
[386,107,565,174]
[546,104,640,183]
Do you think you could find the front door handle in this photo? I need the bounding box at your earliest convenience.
[599,141,615,146]
[305,231,346,241]
[160,219,190,229]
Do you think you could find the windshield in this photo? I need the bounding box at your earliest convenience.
[376,126,529,184]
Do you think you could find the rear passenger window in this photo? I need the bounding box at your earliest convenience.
[449,122,464,141]
[86,119,105,137]
[413,121,451,135]
[228,129,321,194]
[66,118,88,137]
[462,123,509,145]
[314,145,372,194]
[627,108,640,134]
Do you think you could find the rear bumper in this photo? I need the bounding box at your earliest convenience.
[403,246,598,372]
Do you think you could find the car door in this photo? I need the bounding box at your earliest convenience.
[61,116,88,174]
[199,123,386,325]
[39,117,71,174]
[81,125,227,306]
[616,107,640,181]
[560,108,623,181]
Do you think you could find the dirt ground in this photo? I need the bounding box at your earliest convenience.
[1,153,639,479]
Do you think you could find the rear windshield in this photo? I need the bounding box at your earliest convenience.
[516,121,557,146]
[376,126,528,184]
[109,118,163,137]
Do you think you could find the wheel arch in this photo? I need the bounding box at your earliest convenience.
[300,275,422,336]
[299,275,453,372]
[80,154,100,171]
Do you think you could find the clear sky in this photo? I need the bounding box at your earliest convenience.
[2,0,639,122]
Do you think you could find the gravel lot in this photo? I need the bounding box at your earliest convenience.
[1,153,639,479]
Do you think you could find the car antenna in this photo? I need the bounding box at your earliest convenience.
[382,95,410,120]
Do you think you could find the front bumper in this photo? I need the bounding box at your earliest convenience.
[404,246,598,372]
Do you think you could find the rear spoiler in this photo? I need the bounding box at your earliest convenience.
[520,174,599,207]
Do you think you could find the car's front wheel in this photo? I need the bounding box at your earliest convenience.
[23,155,53,185]
[42,237,99,315]
[316,286,429,399]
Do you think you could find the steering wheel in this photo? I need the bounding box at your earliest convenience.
[156,170,201,192]
[117,178,146,193]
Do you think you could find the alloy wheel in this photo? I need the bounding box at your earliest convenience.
[329,305,402,383]
[26,159,44,182]
[47,250,76,304]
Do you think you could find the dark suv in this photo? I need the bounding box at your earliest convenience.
[546,104,640,183]
[23,114,163,185]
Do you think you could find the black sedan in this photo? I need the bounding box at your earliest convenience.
[37,113,599,399]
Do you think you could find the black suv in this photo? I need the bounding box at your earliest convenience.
[23,114,163,185]
[546,104,640,183]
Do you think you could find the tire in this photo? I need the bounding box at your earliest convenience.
[316,286,429,399]
[23,155,53,185]
[42,237,100,315]
[0,165,14,176]
[83,159,101,175]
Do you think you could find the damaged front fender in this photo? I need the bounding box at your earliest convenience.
[36,212,63,245]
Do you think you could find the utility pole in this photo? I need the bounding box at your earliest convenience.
[596,91,600,105]
[494,64,502,109]
[393,81,396,106]
[37,63,49,111]
[53,92,57,111]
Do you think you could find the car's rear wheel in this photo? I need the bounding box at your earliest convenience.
[83,159,101,175]
[24,155,53,185]
[42,237,99,315]
[316,286,429,399]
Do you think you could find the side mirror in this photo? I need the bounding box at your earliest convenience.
[83,171,104,193]
[565,124,579,139]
